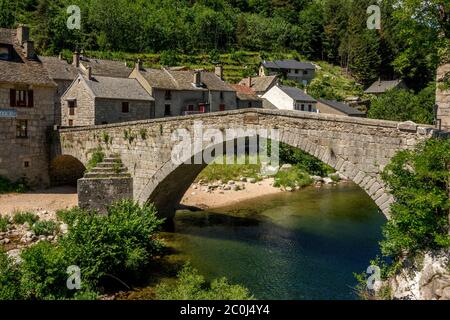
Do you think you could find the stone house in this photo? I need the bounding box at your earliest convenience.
[129,63,237,118]
[230,84,263,108]
[316,99,366,117]
[0,26,57,186]
[259,60,316,84]
[262,85,317,112]
[238,75,279,96]
[364,79,408,95]
[61,70,154,126]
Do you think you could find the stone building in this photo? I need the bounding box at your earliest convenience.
[238,75,279,96]
[129,62,237,118]
[0,26,56,186]
[61,71,154,126]
[316,99,366,117]
[259,60,315,84]
[364,79,408,95]
[436,64,449,131]
[262,85,317,112]
[230,84,263,108]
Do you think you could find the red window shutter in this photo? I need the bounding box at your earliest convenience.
[10,89,16,107]
[28,90,33,108]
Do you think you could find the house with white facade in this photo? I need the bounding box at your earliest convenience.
[262,85,317,112]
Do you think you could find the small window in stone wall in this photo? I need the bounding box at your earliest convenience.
[68,100,77,108]
[24,161,30,168]
[16,120,28,138]
[69,107,75,116]
[164,104,171,116]
[122,102,129,113]
[10,89,33,108]
[219,104,225,111]
[68,120,73,126]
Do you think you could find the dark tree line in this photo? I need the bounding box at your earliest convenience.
[0,0,448,88]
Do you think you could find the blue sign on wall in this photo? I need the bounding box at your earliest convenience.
[0,109,17,118]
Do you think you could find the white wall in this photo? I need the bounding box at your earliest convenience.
[261,86,294,110]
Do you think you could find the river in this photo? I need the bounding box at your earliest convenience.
[165,182,386,300]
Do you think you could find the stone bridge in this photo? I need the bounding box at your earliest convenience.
[56,108,437,219]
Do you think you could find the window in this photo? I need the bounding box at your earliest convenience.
[10,89,33,108]
[308,104,312,112]
[69,107,75,116]
[219,104,225,111]
[68,120,73,126]
[16,120,28,138]
[295,69,299,74]
[68,100,77,108]
[122,102,129,113]
[24,161,30,168]
[220,92,224,99]
[188,105,194,111]
[0,46,9,60]
[164,104,171,116]
[248,102,252,108]
[164,90,172,100]
[301,104,305,111]
[303,70,308,75]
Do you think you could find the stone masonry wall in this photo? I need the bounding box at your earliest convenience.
[58,109,436,219]
[436,64,450,131]
[61,78,95,126]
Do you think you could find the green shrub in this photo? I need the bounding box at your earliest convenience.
[0,176,28,194]
[0,216,10,232]
[56,207,85,226]
[12,211,39,225]
[0,251,23,299]
[32,220,58,236]
[330,174,340,182]
[60,200,164,285]
[380,138,450,258]
[86,148,105,172]
[279,143,334,176]
[273,165,313,188]
[156,264,254,300]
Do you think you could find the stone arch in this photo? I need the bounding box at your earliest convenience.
[137,131,393,220]
[49,155,86,186]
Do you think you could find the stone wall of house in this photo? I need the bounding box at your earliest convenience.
[58,109,436,219]
[0,85,55,187]
[53,79,74,126]
[95,99,155,125]
[61,78,95,126]
[436,64,450,131]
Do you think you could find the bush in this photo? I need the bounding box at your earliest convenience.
[0,176,28,194]
[32,220,58,236]
[380,138,450,258]
[12,212,39,225]
[273,165,313,188]
[59,200,165,286]
[156,264,254,300]
[279,143,334,176]
[0,216,10,232]
[86,148,105,172]
[0,251,23,299]
[56,207,85,226]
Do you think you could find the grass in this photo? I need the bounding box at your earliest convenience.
[0,216,10,232]
[12,211,39,225]
[32,220,58,236]
[195,155,262,183]
[273,165,313,188]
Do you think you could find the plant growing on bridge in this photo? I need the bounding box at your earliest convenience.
[380,138,450,258]
[86,147,105,172]
[140,128,148,140]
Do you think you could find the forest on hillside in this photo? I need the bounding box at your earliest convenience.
[0,0,448,89]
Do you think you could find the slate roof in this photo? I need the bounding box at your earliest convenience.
[230,84,262,101]
[239,75,278,93]
[0,28,56,87]
[83,75,154,101]
[39,56,78,81]
[317,99,365,116]
[278,85,316,103]
[364,79,406,94]
[139,68,235,91]
[262,59,315,70]
[79,56,131,78]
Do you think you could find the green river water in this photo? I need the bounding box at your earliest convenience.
[167,182,386,300]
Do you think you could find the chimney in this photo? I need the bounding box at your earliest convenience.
[87,66,92,80]
[245,76,252,88]
[17,25,29,44]
[135,59,143,71]
[73,51,80,67]
[193,70,202,87]
[215,65,223,80]
[24,41,35,59]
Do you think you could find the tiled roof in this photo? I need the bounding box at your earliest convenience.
[230,84,262,101]
[79,57,131,78]
[364,79,405,94]
[39,56,78,81]
[262,59,315,70]
[140,68,235,91]
[238,75,278,93]
[0,28,56,87]
[317,99,365,116]
[83,75,154,101]
[278,85,316,103]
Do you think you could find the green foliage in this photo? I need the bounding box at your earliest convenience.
[56,207,84,226]
[160,50,180,66]
[0,216,9,232]
[32,220,58,236]
[380,138,450,258]
[0,176,28,194]
[279,143,334,176]
[59,200,164,285]
[0,251,23,300]
[139,128,147,140]
[156,263,254,300]
[12,211,39,225]
[368,84,435,124]
[196,155,262,183]
[86,147,105,172]
[273,165,313,189]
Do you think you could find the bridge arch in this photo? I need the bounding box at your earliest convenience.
[49,154,86,186]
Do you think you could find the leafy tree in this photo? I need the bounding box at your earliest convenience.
[160,50,180,66]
